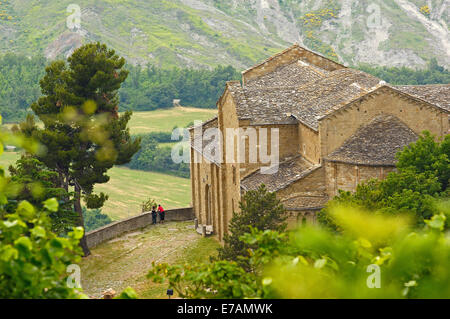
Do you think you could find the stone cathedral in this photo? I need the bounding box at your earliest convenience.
[189,44,449,241]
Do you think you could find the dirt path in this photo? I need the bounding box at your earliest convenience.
[80,221,219,299]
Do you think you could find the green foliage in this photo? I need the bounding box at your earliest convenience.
[115,287,138,299]
[319,132,449,229]
[0,53,46,123]
[217,184,287,267]
[396,132,450,190]
[120,64,240,111]
[126,133,190,178]
[0,199,85,299]
[359,59,450,85]
[141,198,157,213]
[25,43,141,256]
[6,155,77,235]
[0,125,86,299]
[148,259,262,299]
[148,205,450,299]
[82,207,112,233]
[263,206,450,298]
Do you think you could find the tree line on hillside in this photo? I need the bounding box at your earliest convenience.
[0,54,46,122]
[359,58,450,85]
[0,52,449,123]
[119,64,241,111]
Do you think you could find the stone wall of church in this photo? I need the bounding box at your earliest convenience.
[324,161,396,197]
[319,87,449,158]
[298,123,320,164]
[218,88,242,240]
[277,166,327,201]
[285,210,320,229]
[238,123,300,178]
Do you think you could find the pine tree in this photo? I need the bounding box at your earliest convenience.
[217,184,287,267]
[27,43,140,256]
[7,155,77,235]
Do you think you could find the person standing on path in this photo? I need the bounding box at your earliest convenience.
[158,204,165,224]
[151,206,157,225]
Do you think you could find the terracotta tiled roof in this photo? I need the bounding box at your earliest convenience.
[394,84,450,111]
[325,114,418,166]
[234,68,382,130]
[240,155,320,192]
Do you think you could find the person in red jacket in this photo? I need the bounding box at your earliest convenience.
[158,204,165,224]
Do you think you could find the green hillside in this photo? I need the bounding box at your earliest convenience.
[1,0,448,69]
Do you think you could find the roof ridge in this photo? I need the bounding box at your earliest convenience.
[319,85,450,124]
[241,44,301,75]
[388,85,450,113]
[188,116,218,131]
[242,43,346,77]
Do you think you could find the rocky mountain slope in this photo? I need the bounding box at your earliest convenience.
[1,0,449,69]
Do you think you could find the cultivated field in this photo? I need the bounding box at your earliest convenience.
[94,167,191,220]
[127,106,217,135]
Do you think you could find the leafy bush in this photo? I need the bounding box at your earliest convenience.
[82,208,113,232]
[319,132,449,230]
[0,126,86,298]
[148,203,450,299]
[0,199,86,299]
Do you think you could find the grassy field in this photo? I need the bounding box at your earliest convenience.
[0,107,211,220]
[0,152,20,171]
[127,107,217,135]
[95,167,191,221]
[80,220,220,299]
[0,151,190,220]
